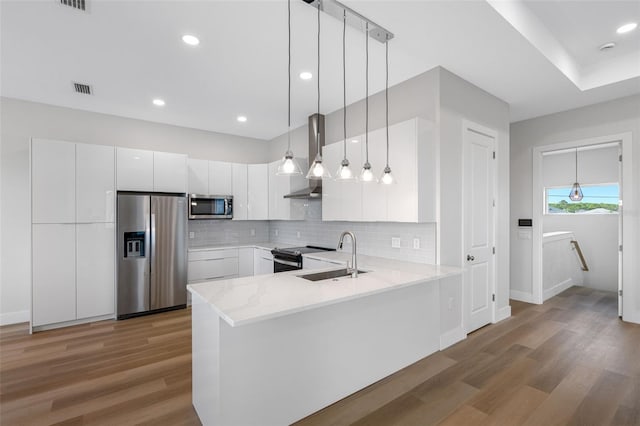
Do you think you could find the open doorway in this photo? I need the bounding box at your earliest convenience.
[531,133,631,318]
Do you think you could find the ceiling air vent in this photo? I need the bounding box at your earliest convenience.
[73,82,92,95]
[60,0,86,11]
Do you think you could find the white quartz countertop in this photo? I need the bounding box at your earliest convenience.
[188,251,462,327]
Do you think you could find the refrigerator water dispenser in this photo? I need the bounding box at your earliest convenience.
[124,231,146,258]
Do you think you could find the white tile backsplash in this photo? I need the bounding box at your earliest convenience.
[189,202,437,264]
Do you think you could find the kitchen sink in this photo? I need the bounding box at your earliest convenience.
[298,268,367,282]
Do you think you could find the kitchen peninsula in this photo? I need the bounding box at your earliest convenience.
[188,251,462,425]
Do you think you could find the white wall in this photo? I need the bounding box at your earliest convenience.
[510,94,640,324]
[0,97,270,324]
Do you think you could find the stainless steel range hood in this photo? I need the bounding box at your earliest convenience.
[284,113,325,199]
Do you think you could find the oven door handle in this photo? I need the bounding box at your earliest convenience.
[274,258,301,268]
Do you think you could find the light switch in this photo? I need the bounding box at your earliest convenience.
[413,238,420,249]
[189,232,195,239]
[391,237,401,248]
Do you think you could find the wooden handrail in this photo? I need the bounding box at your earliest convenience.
[570,240,589,272]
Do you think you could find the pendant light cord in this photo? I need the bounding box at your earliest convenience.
[316,0,321,156]
[343,10,347,159]
[365,22,369,163]
[575,148,578,181]
[287,0,291,152]
[385,38,389,168]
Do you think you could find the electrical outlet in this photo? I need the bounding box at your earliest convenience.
[413,238,420,249]
[250,229,255,236]
[391,237,401,248]
[296,231,301,238]
[274,229,279,237]
[189,232,195,239]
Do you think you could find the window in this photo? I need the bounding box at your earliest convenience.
[546,183,619,214]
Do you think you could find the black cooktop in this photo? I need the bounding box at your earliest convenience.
[272,245,335,256]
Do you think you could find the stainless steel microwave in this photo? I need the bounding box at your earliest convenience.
[188,194,233,219]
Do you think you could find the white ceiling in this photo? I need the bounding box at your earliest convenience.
[1,0,639,141]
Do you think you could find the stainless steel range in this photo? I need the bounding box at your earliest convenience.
[271,246,335,273]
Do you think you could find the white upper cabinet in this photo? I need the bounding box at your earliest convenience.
[268,161,306,221]
[361,127,388,222]
[232,163,248,220]
[32,139,76,223]
[76,222,115,319]
[154,151,187,193]
[116,148,154,192]
[248,164,269,220]
[76,144,115,223]
[188,158,209,195]
[209,161,233,195]
[321,118,436,223]
[322,139,363,221]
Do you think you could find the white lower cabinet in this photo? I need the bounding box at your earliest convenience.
[188,249,239,282]
[32,223,116,329]
[32,224,77,327]
[76,223,115,319]
[254,248,274,275]
[238,248,254,277]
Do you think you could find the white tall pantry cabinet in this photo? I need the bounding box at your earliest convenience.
[31,139,116,330]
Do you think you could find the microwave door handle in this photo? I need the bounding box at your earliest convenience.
[224,198,229,215]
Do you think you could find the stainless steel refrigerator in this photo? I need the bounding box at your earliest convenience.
[117,193,187,319]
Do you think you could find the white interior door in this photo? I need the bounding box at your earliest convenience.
[464,125,495,332]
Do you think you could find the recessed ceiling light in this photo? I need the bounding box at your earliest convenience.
[237,115,247,123]
[182,34,200,46]
[599,42,616,51]
[299,71,313,80]
[351,139,359,144]
[152,98,165,106]
[617,22,638,34]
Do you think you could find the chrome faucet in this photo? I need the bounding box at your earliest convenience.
[337,231,358,278]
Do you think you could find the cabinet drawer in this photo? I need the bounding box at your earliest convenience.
[188,248,239,262]
[188,257,239,282]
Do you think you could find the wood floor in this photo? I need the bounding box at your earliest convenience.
[1,287,639,425]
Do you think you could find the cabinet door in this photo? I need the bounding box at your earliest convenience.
[32,224,76,326]
[321,142,341,221]
[188,159,209,195]
[76,223,115,319]
[361,128,388,222]
[268,161,284,220]
[209,161,233,195]
[32,139,76,223]
[253,249,273,275]
[154,151,187,193]
[238,247,254,277]
[76,144,115,223]
[116,148,154,191]
[386,121,418,222]
[232,163,248,220]
[248,164,269,220]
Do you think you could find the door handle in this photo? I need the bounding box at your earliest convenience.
[467,255,475,261]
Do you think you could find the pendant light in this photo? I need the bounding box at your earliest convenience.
[336,10,354,180]
[359,22,376,182]
[379,36,395,185]
[277,0,303,176]
[306,1,331,180]
[569,147,583,201]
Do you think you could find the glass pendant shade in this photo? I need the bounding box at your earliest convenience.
[277,150,302,175]
[359,162,377,182]
[380,166,395,185]
[306,153,331,180]
[569,182,583,201]
[336,158,355,180]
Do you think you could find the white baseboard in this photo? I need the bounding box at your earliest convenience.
[494,305,511,323]
[543,278,573,301]
[510,289,537,304]
[0,310,30,326]
[439,326,466,350]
